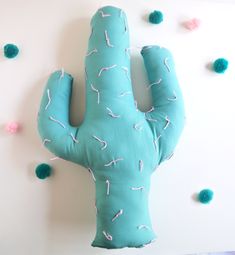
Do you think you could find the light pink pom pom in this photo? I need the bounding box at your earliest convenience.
[184,18,200,30]
[5,122,21,134]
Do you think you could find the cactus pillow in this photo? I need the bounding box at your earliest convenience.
[38,6,185,249]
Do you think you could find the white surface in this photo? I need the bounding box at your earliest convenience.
[1,0,235,254]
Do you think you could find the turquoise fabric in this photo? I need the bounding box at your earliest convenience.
[38,6,185,249]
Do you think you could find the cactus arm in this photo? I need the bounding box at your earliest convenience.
[85,6,135,118]
[37,70,84,164]
[141,46,185,164]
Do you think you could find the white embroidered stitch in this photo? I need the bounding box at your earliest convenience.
[133,122,143,131]
[134,100,139,111]
[138,225,151,230]
[119,91,132,97]
[49,116,66,129]
[106,180,110,195]
[147,79,162,89]
[104,158,123,167]
[139,160,144,172]
[60,68,64,80]
[103,230,112,241]
[99,10,111,17]
[146,106,154,113]
[91,84,100,104]
[104,30,114,47]
[98,64,117,77]
[89,27,93,39]
[153,135,161,151]
[164,58,171,72]
[70,133,79,143]
[50,157,59,161]
[92,135,107,150]
[88,167,96,182]
[43,139,51,145]
[125,47,131,58]
[131,186,144,191]
[86,48,98,57]
[121,66,131,81]
[106,107,120,118]
[164,116,170,130]
[146,117,158,123]
[45,89,51,110]
[112,209,123,222]
[167,91,177,101]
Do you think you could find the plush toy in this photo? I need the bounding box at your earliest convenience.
[38,6,185,249]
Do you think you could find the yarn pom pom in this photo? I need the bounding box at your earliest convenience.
[35,163,52,179]
[149,10,164,24]
[184,18,200,30]
[198,189,214,204]
[3,44,19,59]
[213,58,229,73]
[5,122,20,134]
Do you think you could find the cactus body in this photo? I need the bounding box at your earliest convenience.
[38,6,185,249]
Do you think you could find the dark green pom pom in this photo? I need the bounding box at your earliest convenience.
[3,44,19,59]
[35,163,52,179]
[149,10,164,24]
[198,189,214,204]
[213,58,228,73]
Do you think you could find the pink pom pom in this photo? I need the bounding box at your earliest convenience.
[184,18,200,30]
[5,122,21,134]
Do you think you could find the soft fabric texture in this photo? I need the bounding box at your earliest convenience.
[38,6,185,249]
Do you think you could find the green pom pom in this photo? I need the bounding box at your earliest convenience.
[198,189,214,204]
[213,58,228,73]
[35,163,52,179]
[149,10,164,24]
[3,44,19,59]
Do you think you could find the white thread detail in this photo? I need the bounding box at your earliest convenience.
[106,180,110,195]
[164,116,170,130]
[43,139,51,145]
[131,186,144,191]
[89,27,93,39]
[106,107,120,118]
[99,10,111,17]
[86,48,98,57]
[139,160,144,172]
[119,91,132,97]
[88,167,96,182]
[134,100,139,111]
[146,106,154,113]
[164,58,171,72]
[121,66,131,81]
[91,84,100,104]
[146,117,158,123]
[92,135,107,150]
[98,64,117,77]
[50,157,59,161]
[125,48,131,58]
[104,30,114,47]
[49,116,66,129]
[45,89,51,110]
[153,135,161,151]
[167,91,177,101]
[147,79,162,89]
[104,158,123,167]
[112,209,123,222]
[133,122,143,131]
[103,230,112,241]
[138,225,151,230]
[60,68,64,80]
[70,133,79,143]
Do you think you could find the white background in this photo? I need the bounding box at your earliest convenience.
[1,0,235,254]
